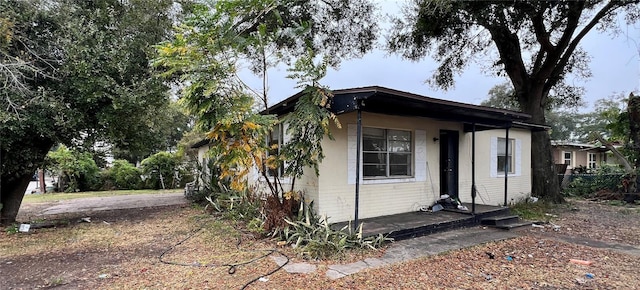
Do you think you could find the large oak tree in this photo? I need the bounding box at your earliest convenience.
[388,0,639,203]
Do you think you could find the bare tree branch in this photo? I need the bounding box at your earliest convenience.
[545,1,622,93]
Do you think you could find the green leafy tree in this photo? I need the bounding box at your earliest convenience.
[479,83,521,111]
[480,83,581,142]
[388,1,640,203]
[155,0,377,112]
[155,0,376,233]
[0,1,55,100]
[281,52,340,181]
[102,160,143,190]
[46,146,101,192]
[0,0,179,225]
[480,83,583,140]
[546,110,580,141]
[141,152,181,190]
[154,0,377,189]
[576,94,628,142]
[110,100,193,164]
[593,93,640,193]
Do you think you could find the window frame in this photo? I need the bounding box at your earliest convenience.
[563,151,572,166]
[588,152,597,169]
[362,127,413,179]
[497,137,515,174]
[266,123,284,177]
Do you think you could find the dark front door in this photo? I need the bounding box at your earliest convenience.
[439,130,459,198]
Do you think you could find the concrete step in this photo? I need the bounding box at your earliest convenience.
[480,215,520,226]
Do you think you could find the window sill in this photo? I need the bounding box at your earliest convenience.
[363,177,416,184]
[495,173,519,178]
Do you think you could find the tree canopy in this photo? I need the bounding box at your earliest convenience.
[154,0,378,189]
[155,0,377,232]
[156,0,378,115]
[0,0,180,225]
[388,0,640,203]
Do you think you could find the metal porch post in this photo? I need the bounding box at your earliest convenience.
[504,126,510,206]
[471,123,476,215]
[354,107,362,230]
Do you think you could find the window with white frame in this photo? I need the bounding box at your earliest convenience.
[497,137,515,174]
[362,127,412,178]
[563,151,572,166]
[267,123,284,177]
[588,153,597,169]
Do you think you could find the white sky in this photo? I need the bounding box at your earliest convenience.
[242,2,640,112]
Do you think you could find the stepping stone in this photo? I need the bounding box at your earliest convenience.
[326,261,369,279]
[270,256,316,274]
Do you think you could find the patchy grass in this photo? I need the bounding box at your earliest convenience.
[509,200,560,222]
[607,200,626,206]
[4,199,640,289]
[46,276,66,287]
[22,189,183,203]
[618,208,636,215]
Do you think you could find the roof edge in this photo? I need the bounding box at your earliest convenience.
[265,85,531,120]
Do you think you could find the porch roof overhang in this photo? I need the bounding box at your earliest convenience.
[267,86,542,131]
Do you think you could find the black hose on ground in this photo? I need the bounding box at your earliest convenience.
[158,224,289,290]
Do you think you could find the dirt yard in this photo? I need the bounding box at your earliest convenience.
[2,198,640,289]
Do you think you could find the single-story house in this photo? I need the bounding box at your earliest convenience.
[195,86,544,223]
[550,140,621,174]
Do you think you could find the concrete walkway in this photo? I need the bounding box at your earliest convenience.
[271,226,519,279]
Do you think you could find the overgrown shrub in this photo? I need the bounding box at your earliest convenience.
[178,169,196,188]
[186,158,232,203]
[46,145,101,192]
[263,192,298,233]
[102,160,143,190]
[509,197,559,222]
[563,165,625,197]
[205,189,264,224]
[141,151,180,189]
[280,200,392,260]
[203,185,391,259]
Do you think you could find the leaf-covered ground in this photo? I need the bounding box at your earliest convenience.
[2,199,640,289]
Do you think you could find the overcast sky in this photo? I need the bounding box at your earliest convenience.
[243,2,640,112]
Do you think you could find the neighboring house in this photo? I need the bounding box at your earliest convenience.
[191,138,213,183]
[192,138,211,168]
[550,141,614,174]
[195,86,543,223]
[93,140,115,166]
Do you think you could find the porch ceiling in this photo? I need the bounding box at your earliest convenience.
[268,86,537,131]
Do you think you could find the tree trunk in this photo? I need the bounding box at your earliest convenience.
[0,173,31,225]
[38,169,46,194]
[530,131,563,203]
[520,88,563,203]
[1,139,53,225]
